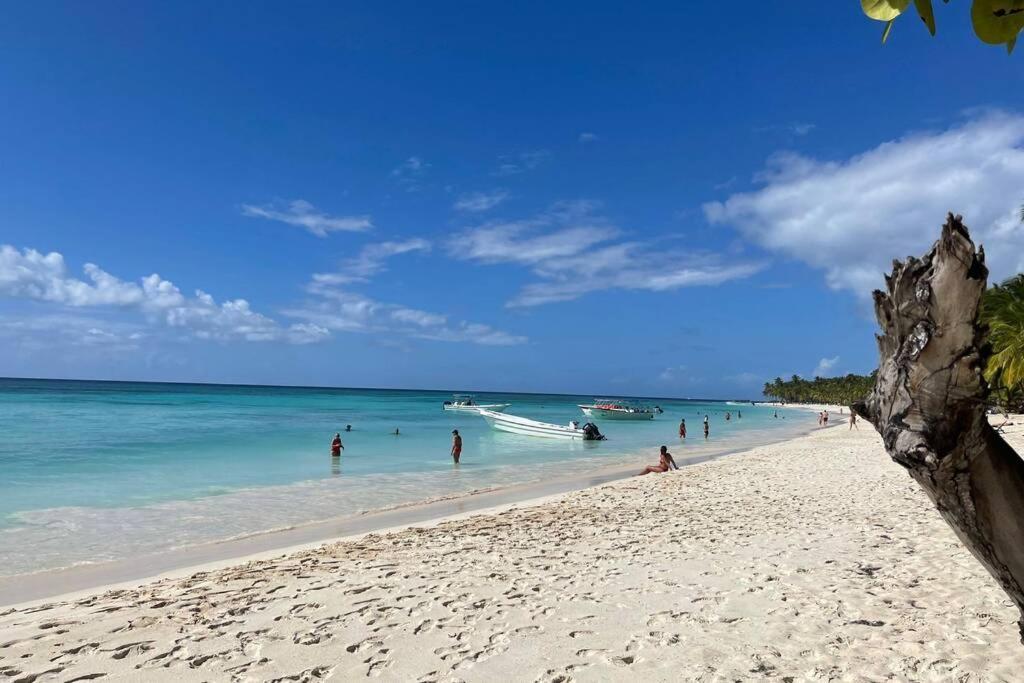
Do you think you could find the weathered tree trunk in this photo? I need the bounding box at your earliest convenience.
[853,213,1024,641]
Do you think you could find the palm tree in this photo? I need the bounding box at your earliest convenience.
[982,274,1024,408]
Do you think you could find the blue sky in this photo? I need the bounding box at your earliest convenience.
[2,2,1024,398]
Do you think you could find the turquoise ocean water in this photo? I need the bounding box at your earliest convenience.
[0,378,807,576]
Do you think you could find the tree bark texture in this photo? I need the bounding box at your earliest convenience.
[853,213,1024,640]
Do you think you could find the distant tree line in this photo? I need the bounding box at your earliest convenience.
[762,373,877,406]
[761,273,1023,412]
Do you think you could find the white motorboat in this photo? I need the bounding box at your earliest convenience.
[579,399,662,421]
[442,394,510,412]
[477,409,600,440]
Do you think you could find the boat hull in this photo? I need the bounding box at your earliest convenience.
[580,406,655,420]
[477,409,586,440]
[443,403,510,412]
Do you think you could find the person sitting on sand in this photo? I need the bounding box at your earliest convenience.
[330,433,344,456]
[638,445,678,476]
[451,429,462,464]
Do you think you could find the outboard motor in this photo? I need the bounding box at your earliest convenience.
[582,422,606,441]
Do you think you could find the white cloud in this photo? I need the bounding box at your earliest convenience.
[312,239,431,287]
[705,111,1024,296]
[241,199,372,237]
[0,245,324,345]
[449,202,764,307]
[289,279,526,347]
[658,365,688,383]
[0,314,147,353]
[578,132,598,143]
[391,156,430,190]
[453,190,509,213]
[813,356,840,377]
[493,150,550,176]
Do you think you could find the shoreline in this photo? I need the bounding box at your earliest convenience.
[0,419,820,608]
[3,419,1020,681]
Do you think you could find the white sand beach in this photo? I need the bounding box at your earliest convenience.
[2,421,1023,682]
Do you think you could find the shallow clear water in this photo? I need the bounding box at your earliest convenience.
[0,378,807,575]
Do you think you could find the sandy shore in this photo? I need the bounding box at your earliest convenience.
[2,421,1022,681]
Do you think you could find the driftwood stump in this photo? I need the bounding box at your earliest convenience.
[854,214,1024,640]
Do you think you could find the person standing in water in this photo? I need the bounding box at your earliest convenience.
[330,433,344,456]
[679,418,687,439]
[703,415,710,439]
[451,429,462,464]
[638,445,678,475]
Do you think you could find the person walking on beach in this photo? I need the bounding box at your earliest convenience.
[679,418,686,439]
[638,445,678,475]
[330,433,344,456]
[823,410,829,426]
[849,411,858,430]
[451,429,462,464]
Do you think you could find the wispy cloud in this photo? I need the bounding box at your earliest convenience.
[391,156,430,191]
[813,356,840,377]
[706,111,1024,297]
[451,200,615,266]
[658,365,688,383]
[449,201,763,307]
[493,150,550,176]
[756,122,816,137]
[0,314,147,354]
[578,132,598,143]
[241,199,372,237]
[0,245,327,345]
[726,371,761,384]
[286,284,526,347]
[312,238,431,287]
[294,238,525,345]
[453,190,509,213]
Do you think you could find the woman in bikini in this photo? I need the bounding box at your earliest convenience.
[638,446,679,475]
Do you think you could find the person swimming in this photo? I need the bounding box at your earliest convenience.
[345,424,352,432]
[638,446,678,476]
[330,433,343,456]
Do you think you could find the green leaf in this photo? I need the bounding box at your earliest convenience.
[862,0,911,21]
[971,0,1024,46]
[914,0,937,35]
[882,18,896,42]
